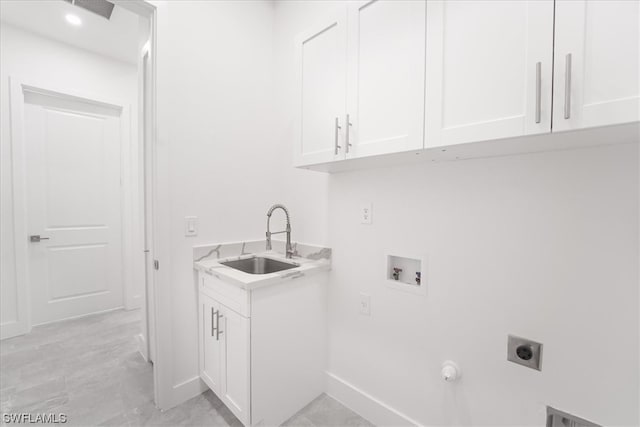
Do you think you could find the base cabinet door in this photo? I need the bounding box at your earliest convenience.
[425,0,554,147]
[199,293,222,393]
[553,0,640,131]
[200,291,251,426]
[220,306,251,426]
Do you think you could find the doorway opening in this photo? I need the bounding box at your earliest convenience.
[0,0,159,421]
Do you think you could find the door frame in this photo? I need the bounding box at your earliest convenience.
[112,0,169,411]
[7,79,131,336]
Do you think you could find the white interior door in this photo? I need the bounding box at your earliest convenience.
[346,0,426,158]
[425,0,554,147]
[24,89,124,325]
[294,6,348,166]
[553,0,640,131]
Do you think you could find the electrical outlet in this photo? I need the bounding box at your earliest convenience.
[185,216,198,236]
[360,203,372,224]
[359,293,371,315]
[507,335,543,371]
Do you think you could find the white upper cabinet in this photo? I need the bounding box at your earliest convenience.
[553,0,640,131]
[294,0,639,171]
[425,0,555,148]
[345,0,426,158]
[294,8,347,166]
[295,1,426,167]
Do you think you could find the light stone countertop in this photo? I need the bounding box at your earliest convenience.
[193,242,331,290]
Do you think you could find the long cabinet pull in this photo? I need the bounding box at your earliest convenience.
[215,310,224,341]
[345,114,353,153]
[535,62,541,124]
[564,53,572,119]
[211,307,216,336]
[334,117,342,155]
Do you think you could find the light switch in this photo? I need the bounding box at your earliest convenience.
[359,293,371,316]
[360,203,372,224]
[185,216,198,237]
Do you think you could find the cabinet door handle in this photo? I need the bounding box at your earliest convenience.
[211,307,216,336]
[345,114,353,153]
[215,310,224,341]
[535,62,541,124]
[564,53,572,119]
[334,117,342,155]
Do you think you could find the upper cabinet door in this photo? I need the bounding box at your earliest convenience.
[553,0,640,131]
[345,0,426,158]
[294,7,348,166]
[425,0,554,147]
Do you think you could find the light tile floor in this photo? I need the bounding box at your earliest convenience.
[0,309,373,427]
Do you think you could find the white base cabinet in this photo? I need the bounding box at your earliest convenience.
[199,291,251,424]
[198,271,327,426]
[199,293,223,396]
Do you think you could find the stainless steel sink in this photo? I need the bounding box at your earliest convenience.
[220,256,298,275]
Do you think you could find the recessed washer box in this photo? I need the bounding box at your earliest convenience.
[386,254,425,295]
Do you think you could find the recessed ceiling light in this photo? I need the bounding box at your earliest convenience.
[65,14,82,26]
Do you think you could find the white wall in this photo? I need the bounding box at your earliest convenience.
[152,2,638,423]
[0,24,138,332]
[271,1,639,426]
[325,142,639,426]
[272,1,331,243]
[152,0,328,407]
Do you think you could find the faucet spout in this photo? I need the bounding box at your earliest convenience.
[266,204,293,258]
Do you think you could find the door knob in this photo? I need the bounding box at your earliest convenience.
[29,235,50,242]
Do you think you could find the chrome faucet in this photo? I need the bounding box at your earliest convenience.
[266,204,293,258]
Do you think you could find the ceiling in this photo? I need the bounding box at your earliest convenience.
[0,0,140,65]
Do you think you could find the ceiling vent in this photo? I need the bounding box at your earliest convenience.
[63,0,115,20]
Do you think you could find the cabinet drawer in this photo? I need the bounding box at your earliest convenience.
[201,271,250,317]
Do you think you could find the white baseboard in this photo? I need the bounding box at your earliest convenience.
[125,294,143,311]
[136,333,149,362]
[33,306,125,328]
[170,375,208,408]
[0,319,29,340]
[326,371,422,427]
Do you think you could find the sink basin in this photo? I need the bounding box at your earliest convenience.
[220,256,298,275]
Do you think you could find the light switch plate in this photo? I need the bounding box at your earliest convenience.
[185,216,198,237]
[359,293,371,316]
[360,203,372,224]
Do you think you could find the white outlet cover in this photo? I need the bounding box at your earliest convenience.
[359,293,371,316]
[360,203,372,224]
